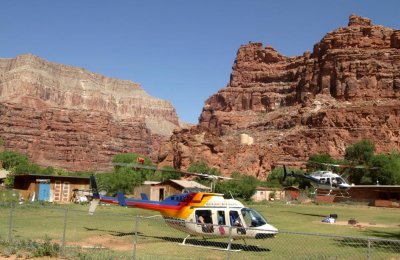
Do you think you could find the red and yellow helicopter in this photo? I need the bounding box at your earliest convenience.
[89,162,278,247]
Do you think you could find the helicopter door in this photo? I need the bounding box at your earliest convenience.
[195,210,214,233]
[229,210,246,235]
[216,210,227,235]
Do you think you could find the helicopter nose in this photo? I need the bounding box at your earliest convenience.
[255,225,278,239]
[265,224,278,233]
[340,183,351,189]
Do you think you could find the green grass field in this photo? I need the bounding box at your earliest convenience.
[0,201,399,259]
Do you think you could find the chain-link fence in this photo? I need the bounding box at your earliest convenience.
[1,203,399,259]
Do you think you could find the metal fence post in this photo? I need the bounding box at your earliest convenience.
[133,215,140,260]
[367,237,371,260]
[8,204,14,243]
[227,226,233,260]
[61,208,68,257]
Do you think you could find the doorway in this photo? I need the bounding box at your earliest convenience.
[159,188,164,201]
[38,183,50,201]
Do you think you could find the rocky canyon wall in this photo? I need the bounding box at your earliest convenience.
[0,54,180,171]
[159,15,400,179]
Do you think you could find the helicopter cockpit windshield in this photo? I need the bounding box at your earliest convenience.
[241,208,267,227]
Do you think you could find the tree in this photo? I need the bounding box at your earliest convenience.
[266,166,309,189]
[112,153,155,182]
[306,154,335,171]
[344,140,375,184]
[160,166,181,180]
[187,161,220,186]
[344,140,375,165]
[215,172,258,201]
[187,161,220,176]
[146,165,182,181]
[0,151,29,169]
[97,167,143,195]
[370,151,400,185]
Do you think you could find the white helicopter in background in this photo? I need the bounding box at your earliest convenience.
[282,163,352,197]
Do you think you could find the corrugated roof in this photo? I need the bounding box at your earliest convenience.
[143,181,161,185]
[13,174,90,179]
[352,185,400,188]
[0,169,9,179]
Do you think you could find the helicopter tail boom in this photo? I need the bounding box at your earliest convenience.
[281,165,320,183]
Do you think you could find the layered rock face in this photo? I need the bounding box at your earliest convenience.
[0,54,180,171]
[159,15,400,179]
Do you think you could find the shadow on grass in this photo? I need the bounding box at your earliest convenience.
[280,211,327,218]
[84,227,136,236]
[363,229,400,240]
[138,234,270,252]
[83,227,270,252]
[334,236,400,254]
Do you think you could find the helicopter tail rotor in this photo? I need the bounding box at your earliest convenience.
[89,175,100,215]
[90,175,100,199]
[281,165,288,182]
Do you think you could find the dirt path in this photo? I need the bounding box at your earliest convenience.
[316,220,397,229]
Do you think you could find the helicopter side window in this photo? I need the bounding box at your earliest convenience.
[217,211,226,225]
[319,178,326,184]
[229,211,240,226]
[195,210,213,233]
[230,210,246,235]
[336,177,343,184]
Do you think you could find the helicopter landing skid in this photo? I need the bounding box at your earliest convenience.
[179,235,242,252]
[315,189,350,198]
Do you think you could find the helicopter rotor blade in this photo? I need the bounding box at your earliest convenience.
[112,162,232,180]
[308,161,379,170]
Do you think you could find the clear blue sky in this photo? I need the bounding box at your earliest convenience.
[1,1,399,123]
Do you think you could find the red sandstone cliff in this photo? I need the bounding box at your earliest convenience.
[0,54,180,171]
[159,15,400,179]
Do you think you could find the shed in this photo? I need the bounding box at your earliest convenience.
[252,187,285,202]
[133,179,211,201]
[283,186,300,200]
[13,174,90,203]
[336,185,400,207]
[0,169,9,187]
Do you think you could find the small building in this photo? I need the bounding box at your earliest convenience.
[341,185,400,207]
[283,186,300,200]
[13,174,90,203]
[0,169,10,188]
[133,179,211,201]
[252,187,285,202]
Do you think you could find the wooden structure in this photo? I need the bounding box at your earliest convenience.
[13,174,90,203]
[316,185,400,207]
[252,187,285,202]
[283,186,300,200]
[133,179,210,201]
[346,185,400,207]
[0,169,9,188]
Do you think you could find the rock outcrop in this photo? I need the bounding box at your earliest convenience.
[0,54,180,171]
[159,14,400,179]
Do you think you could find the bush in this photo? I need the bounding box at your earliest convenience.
[0,151,29,170]
[0,236,60,258]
